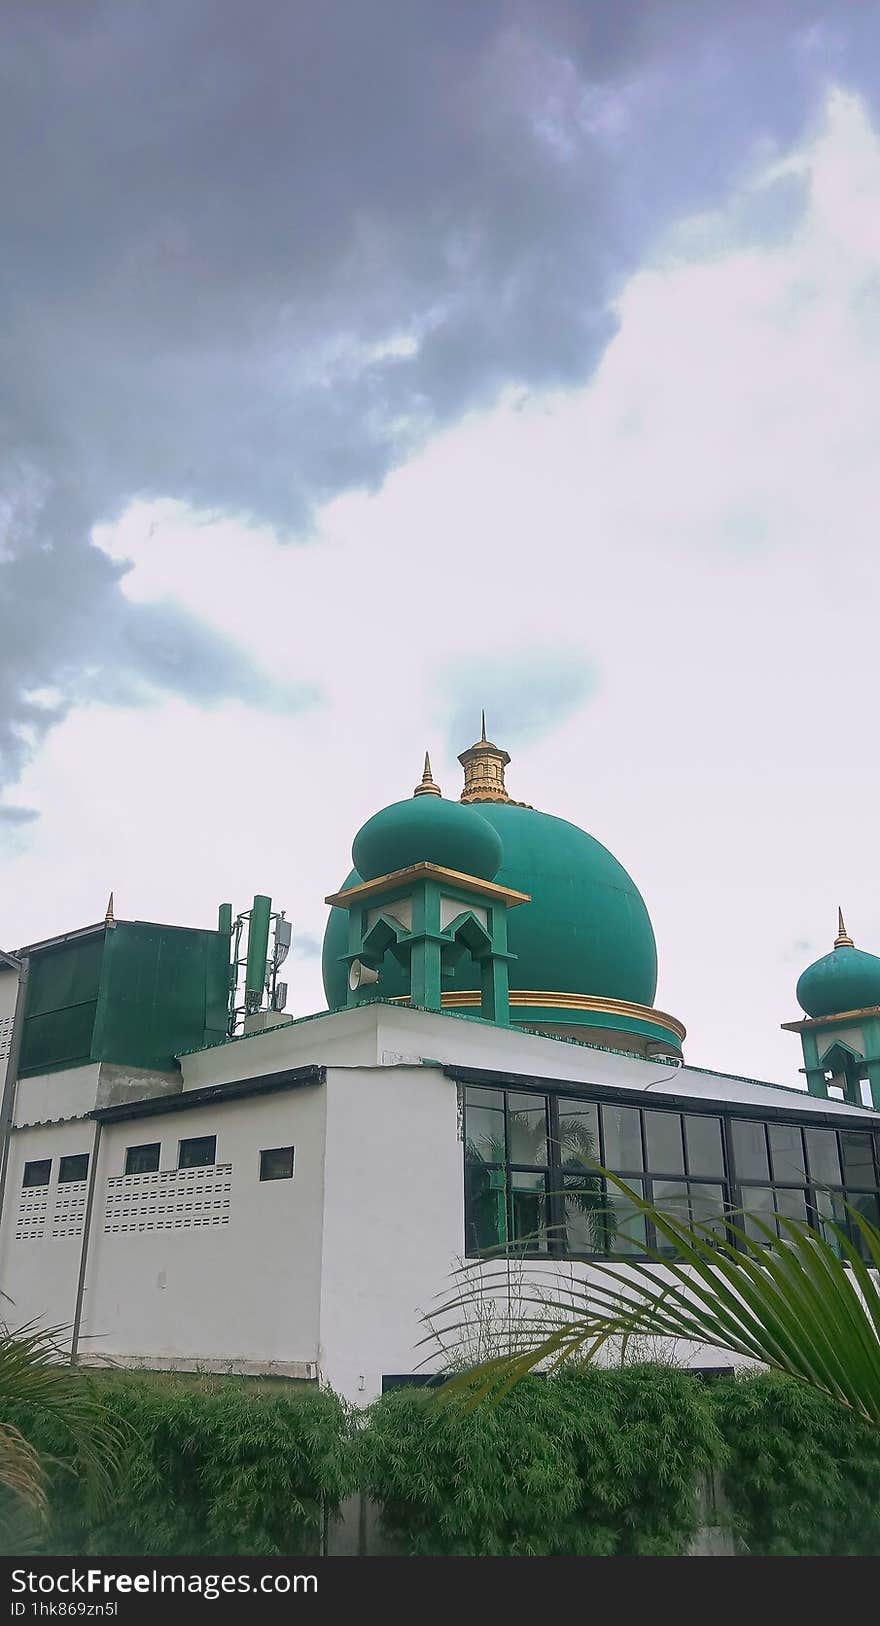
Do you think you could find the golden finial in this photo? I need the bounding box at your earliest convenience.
[104,891,116,927]
[459,718,512,804]
[413,751,441,797]
[834,907,854,949]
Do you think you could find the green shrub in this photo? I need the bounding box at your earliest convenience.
[20,1373,350,1556]
[359,1366,723,1555]
[712,1373,880,1556]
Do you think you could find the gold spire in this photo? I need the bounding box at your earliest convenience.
[413,751,441,797]
[459,713,512,804]
[834,907,854,949]
[104,891,116,927]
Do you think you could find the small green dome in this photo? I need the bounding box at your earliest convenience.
[352,794,503,884]
[797,927,880,1019]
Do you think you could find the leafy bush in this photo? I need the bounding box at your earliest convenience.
[22,1373,350,1556]
[712,1373,880,1556]
[359,1366,724,1555]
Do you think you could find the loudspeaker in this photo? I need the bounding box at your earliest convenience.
[349,959,380,992]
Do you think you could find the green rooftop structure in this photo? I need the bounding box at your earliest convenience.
[17,908,229,1078]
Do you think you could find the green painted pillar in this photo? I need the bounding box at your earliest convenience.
[801,1030,828,1099]
[480,952,510,1025]
[408,880,442,1010]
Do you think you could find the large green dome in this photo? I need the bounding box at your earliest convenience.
[323,800,658,1018]
[797,929,880,1019]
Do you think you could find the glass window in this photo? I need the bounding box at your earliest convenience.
[59,1154,89,1184]
[557,1100,600,1171]
[22,1160,51,1188]
[740,1184,775,1245]
[772,1186,808,1233]
[846,1192,880,1262]
[689,1183,728,1243]
[510,1170,548,1252]
[260,1146,294,1181]
[644,1111,684,1173]
[464,1162,507,1253]
[839,1131,875,1187]
[815,1189,849,1256]
[178,1135,216,1170]
[768,1123,806,1184]
[125,1143,160,1176]
[506,1093,548,1166]
[603,1179,647,1255]
[684,1115,725,1178]
[562,1174,606,1253]
[465,1088,505,1165]
[601,1104,643,1171]
[730,1120,770,1182]
[805,1128,841,1187]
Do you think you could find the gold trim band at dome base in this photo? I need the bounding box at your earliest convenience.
[390,988,686,1041]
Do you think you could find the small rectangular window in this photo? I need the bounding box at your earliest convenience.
[59,1154,89,1184]
[178,1135,216,1170]
[125,1143,160,1176]
[465,1088,506,1165]
[557,1100,600,1171]
[601,1104,643,1171]
[260,1146,294,1182]
[768,1123,806,1184]
[730,1119,770,1182]
[506,1092,548,1166]
[644,1110,685,1174]
[22,1160,51,1188]
[805,1128,841,1187]
[839,1131,875,1187]
[684,1115,725,1178]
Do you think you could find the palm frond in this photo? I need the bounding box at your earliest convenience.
[431,1169,880,1427]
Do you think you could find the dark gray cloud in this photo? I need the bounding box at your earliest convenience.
[3,1,878,790]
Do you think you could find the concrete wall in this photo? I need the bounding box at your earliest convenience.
[0,1117,96,1340]
[317,1063,464,1399]
[78,1088,328,1372]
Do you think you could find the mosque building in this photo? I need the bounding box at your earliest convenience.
[0,722,878,1401]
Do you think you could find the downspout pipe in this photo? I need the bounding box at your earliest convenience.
[70,1117,102,1366]
[0,951,29,1226]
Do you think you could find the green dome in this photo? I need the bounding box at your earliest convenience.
[323,800,658,1016]
[797,942,880,1019]
[352,795,502,883]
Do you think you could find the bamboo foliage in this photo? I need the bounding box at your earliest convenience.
[0,1322,130,1547]
[430,1169,880,1427]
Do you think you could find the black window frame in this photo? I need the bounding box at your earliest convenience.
[58,1153,89,1185]
[462,1080,880,1264]
[22,1159,51,1189]
[177,1134,217,1170]
[259,1146,295,1182]
[124,1142,161,1177]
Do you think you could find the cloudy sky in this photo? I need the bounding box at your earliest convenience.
[3,2,880,1087]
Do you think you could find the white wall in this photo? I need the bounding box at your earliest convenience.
[0,1119,97,1341]
[14,1065,102,1127]
[317,1063,464,1400]
[78,1086,327,1373]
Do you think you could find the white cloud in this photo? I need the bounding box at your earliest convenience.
[5,88,880,1086]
